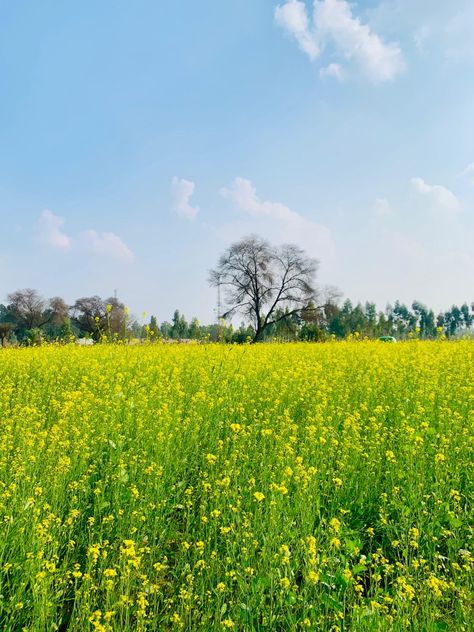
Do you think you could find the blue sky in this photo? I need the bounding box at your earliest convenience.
[1,0,473,323]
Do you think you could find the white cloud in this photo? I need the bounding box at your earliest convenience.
[171,177,199,220]
[314,0,405,82]
[411,177,460,213]
[275,0,405,82]
[38,210,71,250]
[444,4,474,62]
[370,1,474,63]
[319,62,344,80]
[78,230,135,263]
[460,162,474,184]
[37,211,134,262]
[373,198,394,217]
[220,177,336,266]
[275,0,320,60]
[221,177,304,223]
[414,24,432,53]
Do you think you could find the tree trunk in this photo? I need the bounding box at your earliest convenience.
[253,327,265,343]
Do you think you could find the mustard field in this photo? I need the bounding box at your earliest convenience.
[0,342,472,631]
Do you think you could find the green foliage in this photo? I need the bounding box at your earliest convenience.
[0,342,472,630]
[1,288,473,347]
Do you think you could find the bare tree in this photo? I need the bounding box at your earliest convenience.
[47,296,69,325]
[71,296,107,339]
[71,295,129,340]
[105,296,129,339]
[5,289,72,340]
[7,289,47,330]
[209,235,318,342]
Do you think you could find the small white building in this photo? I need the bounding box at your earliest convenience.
[76,338,94,346]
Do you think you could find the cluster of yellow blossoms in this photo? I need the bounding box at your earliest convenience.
[0,340,472,630]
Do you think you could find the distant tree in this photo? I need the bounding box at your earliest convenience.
[425,309,436,338]
[412,301,436,339]
[24,327,44,346]
[105,297,129,340]
[188,317,202,340]
[392,301,416,337]
[0,304,9,323]
[295,288,341,340]
[444,305,463,337]
[209,235,318,342]
[231,322,254,343]
[160,321,173,339]
[436,312,445,330]
[0,323,12,347]
[323,291,343,337]
[299,300,323,341]
[330,299,354,338]
[148,315,160,339]
[71,296,107,340]
[460,303,473,330]
[377,311,390,336]
[267,307,300,340]
[200,323,219,342]
[0,305,13,345]
[351,303,366,333]
[365,302,377,336]
[42,297,71,340]
[328,311,344,338]
[48,296,69,324]
[171,310,188,340]
[299,319,324,341]
[71,295,130,341]
[59,317,76,341]
[6,289,47,333]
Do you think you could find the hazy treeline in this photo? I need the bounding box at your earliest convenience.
[0,288,473,346]
[0,289,252,346]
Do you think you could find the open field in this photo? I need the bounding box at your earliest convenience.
[0,342,472,631]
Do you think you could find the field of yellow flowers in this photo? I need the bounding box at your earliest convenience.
[0,341,472,631]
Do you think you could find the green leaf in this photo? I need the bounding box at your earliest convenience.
[118,469,129,483]
[321,593,343,612]
[448,515,463,528]
[352,564,366,575]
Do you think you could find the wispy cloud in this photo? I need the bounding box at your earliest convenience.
[460,162,474,184]
[275,0,320,60]
[373,198,394,218]
[38,210,72,250]
[319,62,345,81]
[275,0,405,83]
[220,177,301,221]
[414,24,432,53]
[411,177,460,213]
[37,211,134,262]
[370,0,474,63]
[77,230,134,263]
[220,177,335,265]
[171,177,199,220]
[444,3,474,62]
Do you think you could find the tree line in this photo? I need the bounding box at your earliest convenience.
[208,235,474,342]
[0,287,472,347]
[1,235,472,345]
[0,288,252,346]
